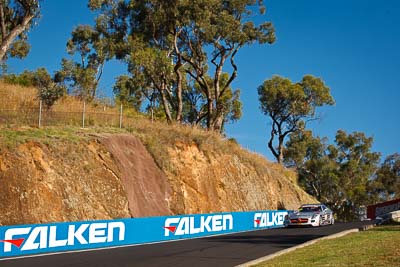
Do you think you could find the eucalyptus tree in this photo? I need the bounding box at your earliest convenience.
[88,0,273,131]
[284,129,381,221]
[89,0,185,123]
[113,75,144,111]
[177,0,275,131]
[369,153,400,201]
[284,128,339,206]
[258,75,335,163]
[0,0,41,62]
[183,72,242,129]
[55,25,110,101]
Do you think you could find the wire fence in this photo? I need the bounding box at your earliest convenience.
[0,100,124,128]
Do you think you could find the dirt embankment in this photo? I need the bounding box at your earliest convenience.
[0,130,314,225]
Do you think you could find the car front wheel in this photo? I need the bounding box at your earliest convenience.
[318,216,323,226]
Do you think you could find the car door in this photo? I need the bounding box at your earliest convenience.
[321,206,328,223]
[326,208,333,221]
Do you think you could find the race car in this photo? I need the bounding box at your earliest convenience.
[284,204,334,227]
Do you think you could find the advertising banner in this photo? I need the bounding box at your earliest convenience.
[0,210,288,259]
[367,198,400,219]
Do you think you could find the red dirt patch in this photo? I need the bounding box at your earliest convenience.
[100,134,172,217]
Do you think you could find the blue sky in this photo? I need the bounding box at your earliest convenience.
[6,0,400,162]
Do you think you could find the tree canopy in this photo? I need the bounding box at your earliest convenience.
[0,0,41,62]
[284,129,381,221]
[86,0,274,131]
[258,75,334,163]
[369,153,400,202]
[54,24,111,101]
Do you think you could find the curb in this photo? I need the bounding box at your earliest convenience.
[235,228,361,267]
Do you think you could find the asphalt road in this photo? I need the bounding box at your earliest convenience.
[1,221,372,267]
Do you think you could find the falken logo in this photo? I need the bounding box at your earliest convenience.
[0,222,125,253]
[254,212,287,228]
[164,214,233,237]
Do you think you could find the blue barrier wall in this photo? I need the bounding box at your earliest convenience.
[0,210,288,258]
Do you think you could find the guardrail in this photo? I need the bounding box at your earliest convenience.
[0,210,288,259]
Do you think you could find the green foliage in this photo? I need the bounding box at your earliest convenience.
[284,129,381,221]
[258,75,334,163]
[88,0,273,131]
[55,24,109,101]
[113,75,143,111]
[181,72,242,128]
[8,38,31,59]
[369,153,400,201]
[0,1,41,61]
[2,68,65,108]
[333,130,380,220]
[33,68,66,108]
[2,70,36,86]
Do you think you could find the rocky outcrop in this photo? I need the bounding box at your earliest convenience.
[166,142,314,215]
[0,140,130,225]
[0,130,315,226]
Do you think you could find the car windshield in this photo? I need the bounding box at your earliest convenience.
[299,206,321,212]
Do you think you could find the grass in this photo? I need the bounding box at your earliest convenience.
[0,126,85,148]
[0,80,308,200]
[0,81,135,127]
[0,81,261,165]
[254,225,400,267]
[0,81,120,113]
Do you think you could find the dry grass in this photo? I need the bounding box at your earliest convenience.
[123,117,285,178]
[0,81,136,127]
[0,82,37,110]
[0,80,295,185]
[0,81,120,113]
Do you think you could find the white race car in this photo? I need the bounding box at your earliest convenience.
[285,204,335,227]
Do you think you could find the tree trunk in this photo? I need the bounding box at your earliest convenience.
[268,123,280,162]
[160,81,173,124]
[212,112,224,132]
[206,92,213,129]
[173,29,183,123]
[278,135,285,164]
[174,67,183,123]
[213,55,225,106]
[0,13,35,61]
[0,3,7,42]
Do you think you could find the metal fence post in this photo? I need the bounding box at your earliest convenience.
[38,100,42,128]
[82,101,86,128]
[119,104,123,128]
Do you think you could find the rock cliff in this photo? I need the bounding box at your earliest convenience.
[0,128,315,225]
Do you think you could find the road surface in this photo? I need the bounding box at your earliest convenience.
[1,221,372,267]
